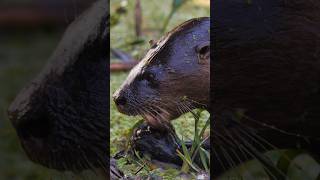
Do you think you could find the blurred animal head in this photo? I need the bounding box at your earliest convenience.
[7,0,109,172]
[113,17,210,128]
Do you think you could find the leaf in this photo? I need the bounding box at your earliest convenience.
[161,0,189,33]
[181,137,192,163]
[172,0,186,10]
[199,117,210,139]
[177,149,201,173]
[191,137,209,161]
[199,147,209,172]
[276,149,304,175]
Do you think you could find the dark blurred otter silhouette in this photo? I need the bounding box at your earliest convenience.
[213,0,320,176]
[7,0,109,173]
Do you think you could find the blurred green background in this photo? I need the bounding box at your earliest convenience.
[0,30,60,180]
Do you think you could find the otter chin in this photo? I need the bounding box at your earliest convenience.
[113,17,210,129]
[142,109,177,129]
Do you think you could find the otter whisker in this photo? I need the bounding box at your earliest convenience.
[146,105,166,119]
[177,102,191,115]
[242,115,320,141]
[97,158,108,176]
[147,101,171,117]
[212,147,227,173]
[244,128,278,151]
[238,125,313,177]
[220,145,237,169]
[231,115,312,175]
[183,97,207,108]
[226,143,252,179]
[179,101,193,113]
[79,149,95,173]
[236,127,272,155]
[234,129,286,179]
[214,132,239,152]
[223,127,274,178]
[221,146,255,179]
[139,107,162,126]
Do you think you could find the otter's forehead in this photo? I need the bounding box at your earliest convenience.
[125,35,171,84]
[142,17,209,64]
[124,17,209,84]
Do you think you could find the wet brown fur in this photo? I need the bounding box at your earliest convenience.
[212,0,320,176]
[113,17,210,129]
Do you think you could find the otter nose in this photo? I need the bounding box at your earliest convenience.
[113,89,127,107]
[8,85,52,139]
[8,100,52,140]
[115,96,127,106]
[113,93,127,106]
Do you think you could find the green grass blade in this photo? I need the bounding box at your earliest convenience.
[199,147,209,172]
[177,150,201,173]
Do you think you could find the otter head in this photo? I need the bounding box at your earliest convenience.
[113,17,210,129]
[7,0,109,172]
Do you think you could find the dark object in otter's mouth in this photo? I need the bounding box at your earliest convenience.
[115,123,210,170]
[7,0,109,172]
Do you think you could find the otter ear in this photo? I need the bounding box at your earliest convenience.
[195,41,210,64]
[149,39,157,49]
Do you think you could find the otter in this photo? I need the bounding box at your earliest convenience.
[113,17,210,129]
[211,0,320,176]
[114,0,320,177]
[7,0,109,173]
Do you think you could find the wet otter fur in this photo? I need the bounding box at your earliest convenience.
[113,17,210,129]
[8,0,109,173]
[212,0,320,176]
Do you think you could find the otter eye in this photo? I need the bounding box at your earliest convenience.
[142,72,155,82]
[139,71,158,88]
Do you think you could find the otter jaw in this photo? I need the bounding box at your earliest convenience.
[143,112,172,129]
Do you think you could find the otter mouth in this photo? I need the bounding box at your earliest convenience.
[16,128,98,171]
[144,112,169,124]
[139,108,178,129]
[19,137,61,170]
[9,112,107,172]
[117,104,175,128]
[17,132,107,172]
